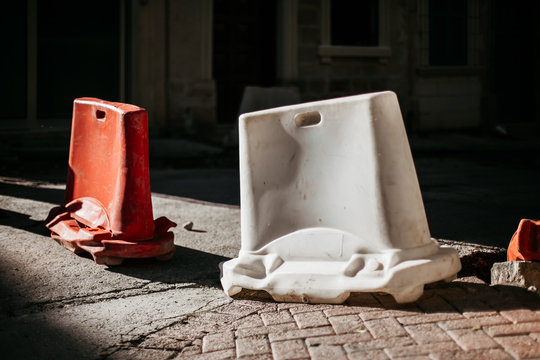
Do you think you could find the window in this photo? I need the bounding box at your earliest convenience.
[416,0,480,70]
[319,0,391,62]
[330,0,378,47]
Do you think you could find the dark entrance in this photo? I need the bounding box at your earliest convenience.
[0,2,27,122]
[213,0,277,124]
[37,0,121,120]
[492,2,539,125]
[0,0,122,129]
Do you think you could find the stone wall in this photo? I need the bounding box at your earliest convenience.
[416,77,482,130]
[132,0,495,137]
[133,0,168,134]
[134,0,216,136]
[167,0,216,136]
[294,0,414,127]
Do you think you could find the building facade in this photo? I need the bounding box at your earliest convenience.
[2,0,539,141]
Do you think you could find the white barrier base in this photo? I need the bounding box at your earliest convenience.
[221,230,460,304]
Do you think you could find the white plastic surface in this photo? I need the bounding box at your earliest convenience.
[220,91,461,304]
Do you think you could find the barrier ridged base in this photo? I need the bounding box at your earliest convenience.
[46,205,176,266]
[51,232,175,266]
[221,232,461,304]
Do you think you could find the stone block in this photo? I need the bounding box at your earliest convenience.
[298,45,319,64]
[298,6,319,26]
[307,79,327,94]
[300,26,320,45]
[491,261,540,295]
[293,310,330,329]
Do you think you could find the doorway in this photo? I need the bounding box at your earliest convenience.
[492,2,538,125]
[0,0,124,130]
[37,0,121,121]
[213,0,277,124]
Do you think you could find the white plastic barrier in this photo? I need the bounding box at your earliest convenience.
[221,91,461,304]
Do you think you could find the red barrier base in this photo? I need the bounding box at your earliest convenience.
[51,232,175,265]
[46,200,177,265]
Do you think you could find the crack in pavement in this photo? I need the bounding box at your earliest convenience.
[102,299,268,358]
[123,296,232,341]
[11,282,204,316]
[99,296,233,358]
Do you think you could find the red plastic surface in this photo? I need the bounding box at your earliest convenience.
[46,98,176,265]
[66,98,155,240]
[507,219,540,261]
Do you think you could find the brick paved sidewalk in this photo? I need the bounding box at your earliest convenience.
[104,276,540,360]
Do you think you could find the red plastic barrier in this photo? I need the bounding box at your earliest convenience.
[507,219,540,261]
[46,98,176,265]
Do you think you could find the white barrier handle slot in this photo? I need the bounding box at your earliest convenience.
[294,111,321,127]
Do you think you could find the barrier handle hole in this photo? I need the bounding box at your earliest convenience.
[294,111,321,127]
[96,110,106,121]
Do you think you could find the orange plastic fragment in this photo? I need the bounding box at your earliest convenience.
[507,219,540,261]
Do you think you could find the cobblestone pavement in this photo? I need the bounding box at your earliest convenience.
[104,276,540,360]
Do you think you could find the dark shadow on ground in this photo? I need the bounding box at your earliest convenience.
[0,155,68,184]
[0,275,98,360]
[414,150,540,248]
[105,245,231,287]
[150,168,240,206]
[0,244,230,360]
[0,181,64,204]
[407,280,540,313]
[2,138,540,246]
[0,209,49,237]
[232,278,540,314]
